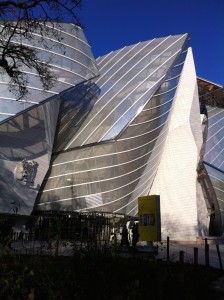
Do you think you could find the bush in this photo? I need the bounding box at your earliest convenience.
[0,248,222,300]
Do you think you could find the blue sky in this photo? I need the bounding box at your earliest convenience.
[78,0,223,86]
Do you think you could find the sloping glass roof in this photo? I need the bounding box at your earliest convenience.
[0,23,99,124]
[64,34,189,150]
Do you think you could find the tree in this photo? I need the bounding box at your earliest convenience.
[0,0,82,100]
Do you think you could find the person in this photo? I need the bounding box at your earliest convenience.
[120,224,130,250]
[21,224,30,242]
[131,222,139,252]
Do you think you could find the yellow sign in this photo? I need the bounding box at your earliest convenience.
[138,195,161,241]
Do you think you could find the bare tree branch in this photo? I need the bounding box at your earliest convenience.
[0,0,82,100]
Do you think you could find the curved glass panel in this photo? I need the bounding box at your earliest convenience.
[0,96,60,215]
[204,106,224,170]
[0,23,99,124]
[65,35,187,149]
[35,34,189,217]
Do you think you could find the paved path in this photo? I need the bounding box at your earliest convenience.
[5,237,224,271]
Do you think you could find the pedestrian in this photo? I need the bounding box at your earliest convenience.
[120,224,130,250]
[131,222,139,252]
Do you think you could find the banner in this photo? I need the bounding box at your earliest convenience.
[138,195,161,241]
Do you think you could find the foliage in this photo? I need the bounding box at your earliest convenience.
[0,248,222,300]
[0,0,82,99]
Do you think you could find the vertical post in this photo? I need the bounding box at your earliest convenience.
[194,247,198,266]
[167,236,170,262]
[179,250,184,264]
[205,238,209,267]
[216,244,223,271]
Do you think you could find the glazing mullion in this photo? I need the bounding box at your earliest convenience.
[99,50,180,142]
[64,36,172,149]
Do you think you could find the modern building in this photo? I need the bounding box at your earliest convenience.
[0,23,223,241]
[0,23,99,215]
[196,78,224,236]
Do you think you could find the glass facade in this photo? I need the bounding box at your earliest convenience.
[0,23,99,215]
[0,23,99,124]
[198,78,224,234]
[35,34,190,217]
[1,24,224,239]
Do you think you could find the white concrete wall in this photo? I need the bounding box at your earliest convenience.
[150,48,209,241]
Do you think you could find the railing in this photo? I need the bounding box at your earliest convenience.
[155,236,224,271]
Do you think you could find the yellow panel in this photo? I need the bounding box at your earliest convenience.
[138,195,161,242]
